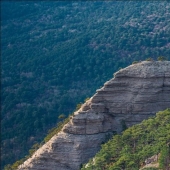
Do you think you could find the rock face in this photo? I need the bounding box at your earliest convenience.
[18,61,170,170]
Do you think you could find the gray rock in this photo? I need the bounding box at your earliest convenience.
[18,61,170,170]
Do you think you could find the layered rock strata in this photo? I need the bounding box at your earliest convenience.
[18,61,170,170]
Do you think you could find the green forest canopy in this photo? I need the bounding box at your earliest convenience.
[81,109,170,170]
[1,1,170,168]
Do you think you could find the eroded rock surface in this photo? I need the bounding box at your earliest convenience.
[18,61,170,170]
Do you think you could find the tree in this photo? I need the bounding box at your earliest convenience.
[157,56,167,61]
[159,143,170,169]
[58,114,66,120]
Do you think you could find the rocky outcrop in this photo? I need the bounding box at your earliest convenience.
[140,154,160,169]
[18,61,170,170]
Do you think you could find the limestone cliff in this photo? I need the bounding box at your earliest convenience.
[18,61,170,170]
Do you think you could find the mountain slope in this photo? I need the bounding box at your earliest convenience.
[4,61,170,170]
[1,1,170,168]
[81,109,170,170]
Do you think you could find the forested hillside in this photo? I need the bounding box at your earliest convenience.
[1,1,170,168]
[81,109,170,170]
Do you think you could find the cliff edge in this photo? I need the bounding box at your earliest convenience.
[18,61,170,170]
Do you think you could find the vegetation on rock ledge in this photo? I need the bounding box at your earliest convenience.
[82,109,170,170]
